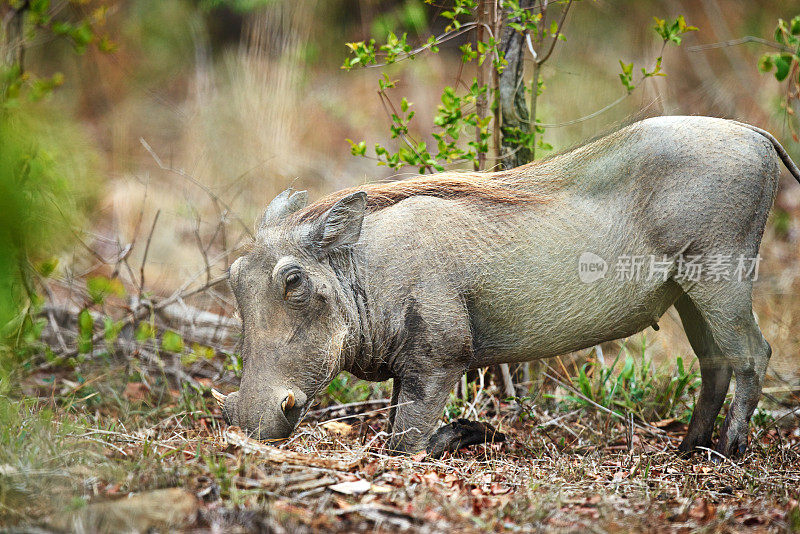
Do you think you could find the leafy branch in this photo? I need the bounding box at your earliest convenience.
[757,15,800,139]
[618,16,697,94]
[1,0,116,107]
[342,3,696,175]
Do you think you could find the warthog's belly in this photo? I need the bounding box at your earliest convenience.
[462,198,686,366]
[468,270,684,367]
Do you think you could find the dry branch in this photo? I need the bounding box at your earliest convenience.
[37,273,230,371]
[140,138,254,239]
[223,427,361,471]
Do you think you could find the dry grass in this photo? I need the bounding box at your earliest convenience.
[8,348,800,532]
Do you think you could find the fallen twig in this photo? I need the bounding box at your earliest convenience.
[307,398,390,417]
[223,427,361,471]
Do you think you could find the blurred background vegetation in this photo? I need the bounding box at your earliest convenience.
[1,0,799,527]
[2,0,796,377]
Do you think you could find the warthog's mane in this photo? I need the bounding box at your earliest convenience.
[290,115,652,224]
[291,169,551,223]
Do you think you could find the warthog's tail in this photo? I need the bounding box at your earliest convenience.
[731,120,800,184]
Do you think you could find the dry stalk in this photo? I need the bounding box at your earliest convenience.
[223,427,362,471]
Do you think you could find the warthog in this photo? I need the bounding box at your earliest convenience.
[213,116,800,457]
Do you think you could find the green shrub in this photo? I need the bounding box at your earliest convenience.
[0,104,98,364]
[561,339,701,423]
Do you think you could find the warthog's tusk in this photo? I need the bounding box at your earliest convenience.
[282,391,295,412]
[211,388,226,408]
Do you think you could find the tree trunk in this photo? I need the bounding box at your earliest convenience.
[528,59,540,161]
[2,2,28,71]
[475,0,488,171]
[498,0,534,170]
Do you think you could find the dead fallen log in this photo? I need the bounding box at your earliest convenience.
[38,273,231,370]
[223,427,361,471]
[154,300,240,342]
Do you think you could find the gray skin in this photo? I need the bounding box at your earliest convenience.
[219,116,800,457]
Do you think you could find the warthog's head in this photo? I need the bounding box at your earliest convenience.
[214,188,367,441]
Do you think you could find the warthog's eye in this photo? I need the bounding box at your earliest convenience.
[285,272,301,289]
[282,270,309,303]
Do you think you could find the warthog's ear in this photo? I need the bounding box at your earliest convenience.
[256,188,308,239]
[313,191,367,251]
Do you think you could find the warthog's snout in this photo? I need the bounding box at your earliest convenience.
[213,387,307,441]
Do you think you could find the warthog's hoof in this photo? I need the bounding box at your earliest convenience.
[714,432,748,461]
[677,435,713,458]
[426,419,506,459]
[713,414,750,461]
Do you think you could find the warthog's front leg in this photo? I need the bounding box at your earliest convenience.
[387,369,462,454]
[426,419,506,458]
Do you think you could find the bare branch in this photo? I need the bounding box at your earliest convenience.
[687,36,797,54]
[192,214,212,286]
[537,0,572,65]
[537,93,627,127]
[139,209,161,302]
[140,138,254,239]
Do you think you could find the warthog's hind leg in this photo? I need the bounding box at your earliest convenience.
[680,283,771,458]
[715,319,771,458]
[674,294,732,454]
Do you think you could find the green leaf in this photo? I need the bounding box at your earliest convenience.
[69,21,95,54]
[675,15,698,34]
[192,343,216,360]
[402,0,427,34]
[774,54,792,81]
[78,309,93,335]
[347,139,367,157]
[103,317,122,343]
[161,330,184,353]
[181,352,199,366]
[98,36,117,53]
[776,20,788,45]
[77,309,93,354]
[653,14,697,46]
[36,257,59,277]
[87,275,126,304]
[791,15,800,35]
[758,54,775,73]
[51,21,72,36]
[135,322,155,342]
[620,355,635,382]
[618,60,636,93]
